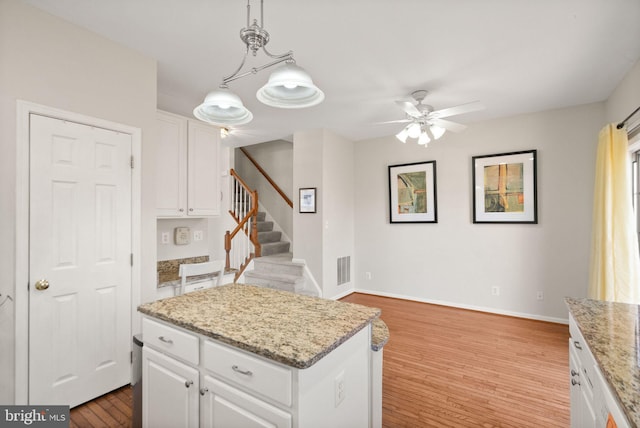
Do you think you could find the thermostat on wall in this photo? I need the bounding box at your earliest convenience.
[174,227,191,245]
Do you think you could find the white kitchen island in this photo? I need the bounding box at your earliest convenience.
[138,284,386,428]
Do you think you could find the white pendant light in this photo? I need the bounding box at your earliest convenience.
[193,0,323,126]
[257,63,324,108]
[193,87,253,126]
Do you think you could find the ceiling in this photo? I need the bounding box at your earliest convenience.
[23,0,640,147]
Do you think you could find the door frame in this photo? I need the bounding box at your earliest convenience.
[15,100,142,404]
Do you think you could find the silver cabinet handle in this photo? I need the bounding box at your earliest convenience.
[571,378,580,386]
[189,208,194,212]
[570,369,579,377]
[232,365,253,376]
[179,208,184,212]
[200,387,209,396]
[573,341,582,350]
[185,380,193,388]
[158,336,173,344]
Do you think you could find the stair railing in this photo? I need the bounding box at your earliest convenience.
[240,147,293,208]
[225,169,260,281]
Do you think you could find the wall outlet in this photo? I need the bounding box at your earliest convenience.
[193,230,204,241]
[334,370,345,407]
[537,291,544,300]
[160,232,170,245]
[491,286,500,296]
[365,272,372,280]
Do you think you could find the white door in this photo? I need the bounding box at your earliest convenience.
[29,114,132,407]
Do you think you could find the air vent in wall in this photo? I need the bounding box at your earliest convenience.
[337,256,351,286]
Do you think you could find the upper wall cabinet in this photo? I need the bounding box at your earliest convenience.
[156,111,221,217]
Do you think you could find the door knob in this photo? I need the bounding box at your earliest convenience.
[34,279,49,291]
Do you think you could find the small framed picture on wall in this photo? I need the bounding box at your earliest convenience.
[299,187,317,213]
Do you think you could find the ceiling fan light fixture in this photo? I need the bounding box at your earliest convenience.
[396,128,410,143]
[257,63,324,108]
[430,124,446,140]
[193,87,253,126]
[407,123,421,139]
[418,131,431,145]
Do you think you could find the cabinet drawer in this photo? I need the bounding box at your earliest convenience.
[142,317,199,365]
[202,340,292,406]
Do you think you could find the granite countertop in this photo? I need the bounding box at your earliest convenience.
[139,284,382,369]
[565,297,639,427]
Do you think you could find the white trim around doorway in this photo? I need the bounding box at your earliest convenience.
[14,100,142,404]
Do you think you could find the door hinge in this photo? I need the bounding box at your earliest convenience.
[130,156,134,169]
[130,253,133,266]
[130,351,133,364]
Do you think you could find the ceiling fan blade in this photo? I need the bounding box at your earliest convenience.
[376,119,412,124]
[430,101,484,119]
[395,100,422,118]
[430,118,467,133]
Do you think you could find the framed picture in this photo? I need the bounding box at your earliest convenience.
[472,150,537,223]
[388,161,437,223]
[299,187,317,213]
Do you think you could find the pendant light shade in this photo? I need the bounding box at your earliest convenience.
[193,87,253,126]
[257,63,324,108]
[396,128,409,143]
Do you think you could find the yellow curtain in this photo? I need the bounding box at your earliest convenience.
[588,123,640,304]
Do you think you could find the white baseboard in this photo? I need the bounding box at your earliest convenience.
[352,288,569,325]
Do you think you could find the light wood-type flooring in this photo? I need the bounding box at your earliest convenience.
[71,293,570,427]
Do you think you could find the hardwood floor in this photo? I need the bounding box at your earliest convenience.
[342,293,570,428]
[71,293,570,427]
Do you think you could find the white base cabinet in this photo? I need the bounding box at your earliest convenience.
[156,110,220,217]
[141,316,373,428]
[142,346,199,428]
[569,315,630,428]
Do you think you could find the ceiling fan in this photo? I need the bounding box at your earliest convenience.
[388,90,484,146]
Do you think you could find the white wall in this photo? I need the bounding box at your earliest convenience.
[293,130,324,286]
[354,103,605,321]
[605,60,640,125]
[0,1,157,404]
[321,132,356,299]
[292,129,356,299]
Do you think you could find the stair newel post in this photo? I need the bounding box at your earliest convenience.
[252,190,261,257]
[224,230,231,273]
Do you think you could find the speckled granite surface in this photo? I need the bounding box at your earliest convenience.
[139,284,382,369]
[371,318,389,351]
[157,256,208,285]
[566,297,639,427]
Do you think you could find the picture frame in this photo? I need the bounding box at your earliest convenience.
[299,187,317,213]
[472,150,537,224]
[388,161,437,223]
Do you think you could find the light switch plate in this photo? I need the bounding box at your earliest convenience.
[174,227,191,245]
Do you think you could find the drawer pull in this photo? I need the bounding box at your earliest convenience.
[200,387,209,396]
[158,336,174,345]
[571,378,580,386]
[232,365,253,376]
[570,369,579,376]
[573,341,582,350]
[185,380,193,388]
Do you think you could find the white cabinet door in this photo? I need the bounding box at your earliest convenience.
[143,347,199,428]
[200,375,292,428]
[156,111,220,217]
[156,111,187,217]
[187,121,220,216]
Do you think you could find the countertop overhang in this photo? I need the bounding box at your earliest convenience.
[565,297,640,427]
[138,284,382,369]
